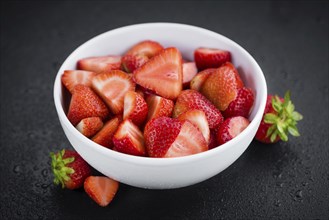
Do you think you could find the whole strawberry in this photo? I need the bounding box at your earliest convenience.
[50,149,91,189]
[255,91,303,143]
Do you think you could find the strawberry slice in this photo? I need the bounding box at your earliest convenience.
[182,62,198,89]
[146,94,174,122]
[173,90,224,129]
[123,91,148,127]
[217,116,250,145]
[208,129,218,149]
[201,62,244,111]
[76,117,103,138]
[190,68,216,91]
[92,117,120,148]
[67,85,110,126]
[133,47,183,100]
[125,40,164,58]
[121,54,149,73]
[61,70,96,93]
[222,87,254,118]
[194,47,231,70]
[84,176,119,207]
[177,110,210,144]
[92,70,135,114]
[113,119,146,156]
[77,55,122,74]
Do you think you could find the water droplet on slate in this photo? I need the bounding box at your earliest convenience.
[295,190,303,198]
[41,168,48,177]
[13,165,20,174]
[274,200,281,207]
[41,183,49,189]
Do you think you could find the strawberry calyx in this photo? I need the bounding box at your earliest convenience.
[50,149,75,188]
[264,91,303,142]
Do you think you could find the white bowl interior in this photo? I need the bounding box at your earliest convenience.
[54,23,267,189]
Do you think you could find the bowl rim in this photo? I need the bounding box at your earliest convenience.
[53,22,267,166]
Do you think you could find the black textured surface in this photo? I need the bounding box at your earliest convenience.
[1,1,328,219]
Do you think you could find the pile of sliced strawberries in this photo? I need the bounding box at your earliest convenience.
[62,40,255,158]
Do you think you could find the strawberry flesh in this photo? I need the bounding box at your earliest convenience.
[217,116,250,145]
[123,91,148,127]
[190,68,216,91]
[92,117,120,148]
[126,40,164,58]
[146,94,174,122]
[61,70,96,93]
[182,62,198,89]
[76,117,103,138]
[77,55,121,74]
[194,47,231,70]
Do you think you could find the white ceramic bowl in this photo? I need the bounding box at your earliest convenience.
[53,23,267,189]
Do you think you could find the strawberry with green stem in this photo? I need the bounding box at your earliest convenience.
[255,91,303,143]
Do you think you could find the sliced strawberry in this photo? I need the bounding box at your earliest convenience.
[208,129,218,149]
[50,149,92,190]
[217,116,250,145]
[190,68,216,91]
[123,91,148,127]
[113,119,146,156]
[77,55,121,74]
[133,47,183,100]
[146,94,174,122]
[121,54,149,73]
[76,117,103,138]
[177,109,210,144]
[125,40,164,58]
[201,62,244,111]
[67,85,110,126]
[61,70,96,93]
[182,62,198,89]
[92,117,120,148]
[92,70,135,114]
[84,176,119,207]
[172,90,224,129]
[222,87,254,118]
[194,47,231,70]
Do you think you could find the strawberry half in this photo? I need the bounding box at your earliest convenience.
[50,149,91,190]
[194,47,231,70]
[173,90,224,129]
[144,117,207,158]
[61,70,96,93]
[255,91,303,143]
[77,55,121,74]
[222,87,255,118]
[177,109,210,144]
[123,91,148,127]
[200,62,244,111]
[113,119,146,156]
[92,70,135,114]
[121,54,149,73]
[84,176,119,207]
[76,117,103,138]
[190,68,216,91]
[92,117,120,148]
[133,47,183,100]
[146,94,174,122]
[125,40,164,58]
[182,62,198,89]
[67,85,110,126]
[217,116,250,145]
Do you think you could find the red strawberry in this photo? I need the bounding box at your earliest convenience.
[77,55,121,74]
[190,68,216,91]
[200,62,244,111]
[113,119,146,156]
[67,85,110,126]
[84,176,119,207]
[76,117,103,138]
[255,91,303,143]
[50,149,91,190]
[125,40,164,58]
[222,87,255,118]
[172,90,224,129]
[92,70,135,114]
[194,47,231,70]
[133,47,183,100]
[92,117,120,148]
[217,116,250,145]
[146,94,174,122]
[177,109,210,144]
[121,54,149,73]
[182,62,198,88]
[208,129,218,149]
[144,117,208,158]
[61,70,96,93]
[123,91,148,126]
